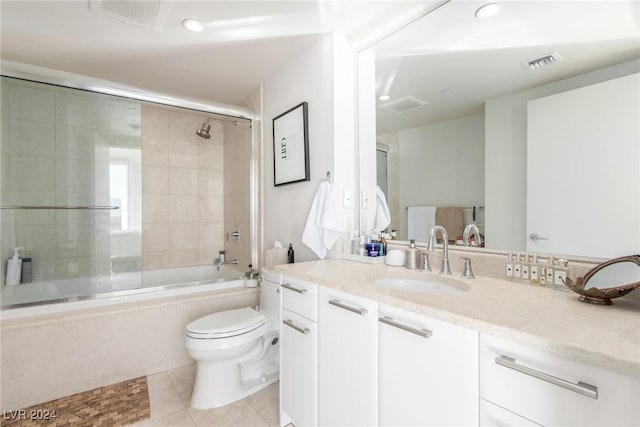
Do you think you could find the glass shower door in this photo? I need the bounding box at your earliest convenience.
[0,77,143,307]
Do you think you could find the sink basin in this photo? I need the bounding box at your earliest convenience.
[374,277,469,294]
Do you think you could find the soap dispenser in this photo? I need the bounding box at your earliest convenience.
[6,247,24,286]
[405,240,419,269]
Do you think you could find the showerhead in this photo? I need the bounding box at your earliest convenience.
[196,120,212,139]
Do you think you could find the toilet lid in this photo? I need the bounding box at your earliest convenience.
[186,307,265,338]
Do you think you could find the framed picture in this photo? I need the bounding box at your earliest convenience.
[273,102,310,186]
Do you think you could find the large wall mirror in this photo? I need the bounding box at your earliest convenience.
[358,0,640,259]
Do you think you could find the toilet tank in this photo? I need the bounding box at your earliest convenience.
[260,269,282,323]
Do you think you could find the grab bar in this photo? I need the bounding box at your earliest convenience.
[495,355,598,400]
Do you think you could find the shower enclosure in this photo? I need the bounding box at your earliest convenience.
[1,77,143,305]
[1,76,253,307]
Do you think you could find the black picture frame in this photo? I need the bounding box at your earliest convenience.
[272,102,310,186]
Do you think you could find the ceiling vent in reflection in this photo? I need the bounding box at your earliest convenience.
[89,0,172,32]
[522,51,563,71]
[379,96,428,113]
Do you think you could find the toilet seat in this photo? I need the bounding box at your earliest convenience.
[186,307,266,339]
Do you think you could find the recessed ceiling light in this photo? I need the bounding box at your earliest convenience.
[182,19,203,32]
[379,95,390,101]
[475,3,500,19]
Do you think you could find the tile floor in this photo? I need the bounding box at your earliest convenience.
[132,364,279,427]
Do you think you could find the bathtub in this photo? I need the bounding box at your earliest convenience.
[0,264,246,317]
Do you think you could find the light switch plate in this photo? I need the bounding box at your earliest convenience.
[344,190,352,209]
[361,192,370,209]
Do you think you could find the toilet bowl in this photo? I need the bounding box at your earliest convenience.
[184,269,282,410]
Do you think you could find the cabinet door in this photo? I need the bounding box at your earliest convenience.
[318,287,378,426]
[378,304,478,426]
[480,333,640,426]
[281,308,317,427]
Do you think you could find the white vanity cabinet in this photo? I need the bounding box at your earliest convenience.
[318,286,378,426]
[378,304,479,426]
[280,275,318,427]
[479,333,640,426]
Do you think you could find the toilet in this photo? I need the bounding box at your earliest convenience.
[185,269,282,409]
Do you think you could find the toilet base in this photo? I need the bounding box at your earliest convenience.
[189,332,280,410]
[190,361,279,409]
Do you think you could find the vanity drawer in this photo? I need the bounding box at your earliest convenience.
[479,333,640,426]
[479,398,540,427]
[281,275,318,321]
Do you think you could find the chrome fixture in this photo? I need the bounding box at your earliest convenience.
[461,257,475,279]
[196,119,212,139]
[427,225,452,275]
[463,224,483,247]
[215,250,239,271]
[226,226,240,241]
[420,252,432,272]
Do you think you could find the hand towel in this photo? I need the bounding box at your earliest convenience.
[374,185,391,231]
[407,206,436,243]
[435,207,464,240]
[302,181,342,259]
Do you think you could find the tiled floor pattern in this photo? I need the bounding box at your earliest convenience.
[132,364,279,427]
[1,377,150,427]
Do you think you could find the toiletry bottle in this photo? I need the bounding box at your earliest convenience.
[521,254,530,284]
[366,234,381,257]
[513,253,522,281]
[244,264,259,288]
[344,232,353,255]
[379,234,387,256]
[287,243,295,263]
[539,262,547,286]
[391,230,397,240]
[545,256,555,287]
[21,257,33,284]
[5,247,23,286]
[358,235,366,256]
[505,252,514,281]
[529,255,540,285]
[553,259,570,291]
[405,239,419,269]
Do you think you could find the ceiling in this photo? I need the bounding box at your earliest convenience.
[374,0,640,134]
[0,0,428,108]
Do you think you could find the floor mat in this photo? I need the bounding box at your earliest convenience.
[1,376,150,426]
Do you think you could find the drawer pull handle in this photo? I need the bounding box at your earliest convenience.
[282,283,308,294]
[283,319,310,335]
[379,316,433,338]
[329,299,368,316]
[495,355,598,400]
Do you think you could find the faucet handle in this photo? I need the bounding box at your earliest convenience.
[420,252,432,272]
[461,257,475,279]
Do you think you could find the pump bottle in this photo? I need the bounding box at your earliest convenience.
[6,247,24,286]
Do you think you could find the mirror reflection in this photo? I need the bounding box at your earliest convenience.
[367,0,640,258]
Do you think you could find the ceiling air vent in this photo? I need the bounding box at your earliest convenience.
[522,51,563,71]
[379,96,428,113]
[89,0,172,32]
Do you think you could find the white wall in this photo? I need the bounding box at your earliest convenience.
[262,34,356,263]
[485,59,640,251]
[395,113,485,240]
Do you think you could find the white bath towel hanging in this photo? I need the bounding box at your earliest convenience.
[407,206,436,243]
[302,180,342,259]
[374,185,391,231]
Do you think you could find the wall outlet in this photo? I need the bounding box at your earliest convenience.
[344,190,352,209]
[361,192,370,209]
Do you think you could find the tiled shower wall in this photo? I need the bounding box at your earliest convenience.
[141,104,250,271]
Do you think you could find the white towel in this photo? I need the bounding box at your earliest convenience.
[407,206,436,243]
[374,185,391,231]
[302,181,342,259]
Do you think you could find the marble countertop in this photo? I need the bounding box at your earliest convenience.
[275,259,640,378]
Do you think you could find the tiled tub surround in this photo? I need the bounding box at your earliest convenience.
[275,258,640,378]
[141,104,251,272]
[0,282,259,411]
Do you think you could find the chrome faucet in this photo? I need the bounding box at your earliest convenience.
[215,250,239,271]
[427,225,452,275]
[462,224,483,247]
